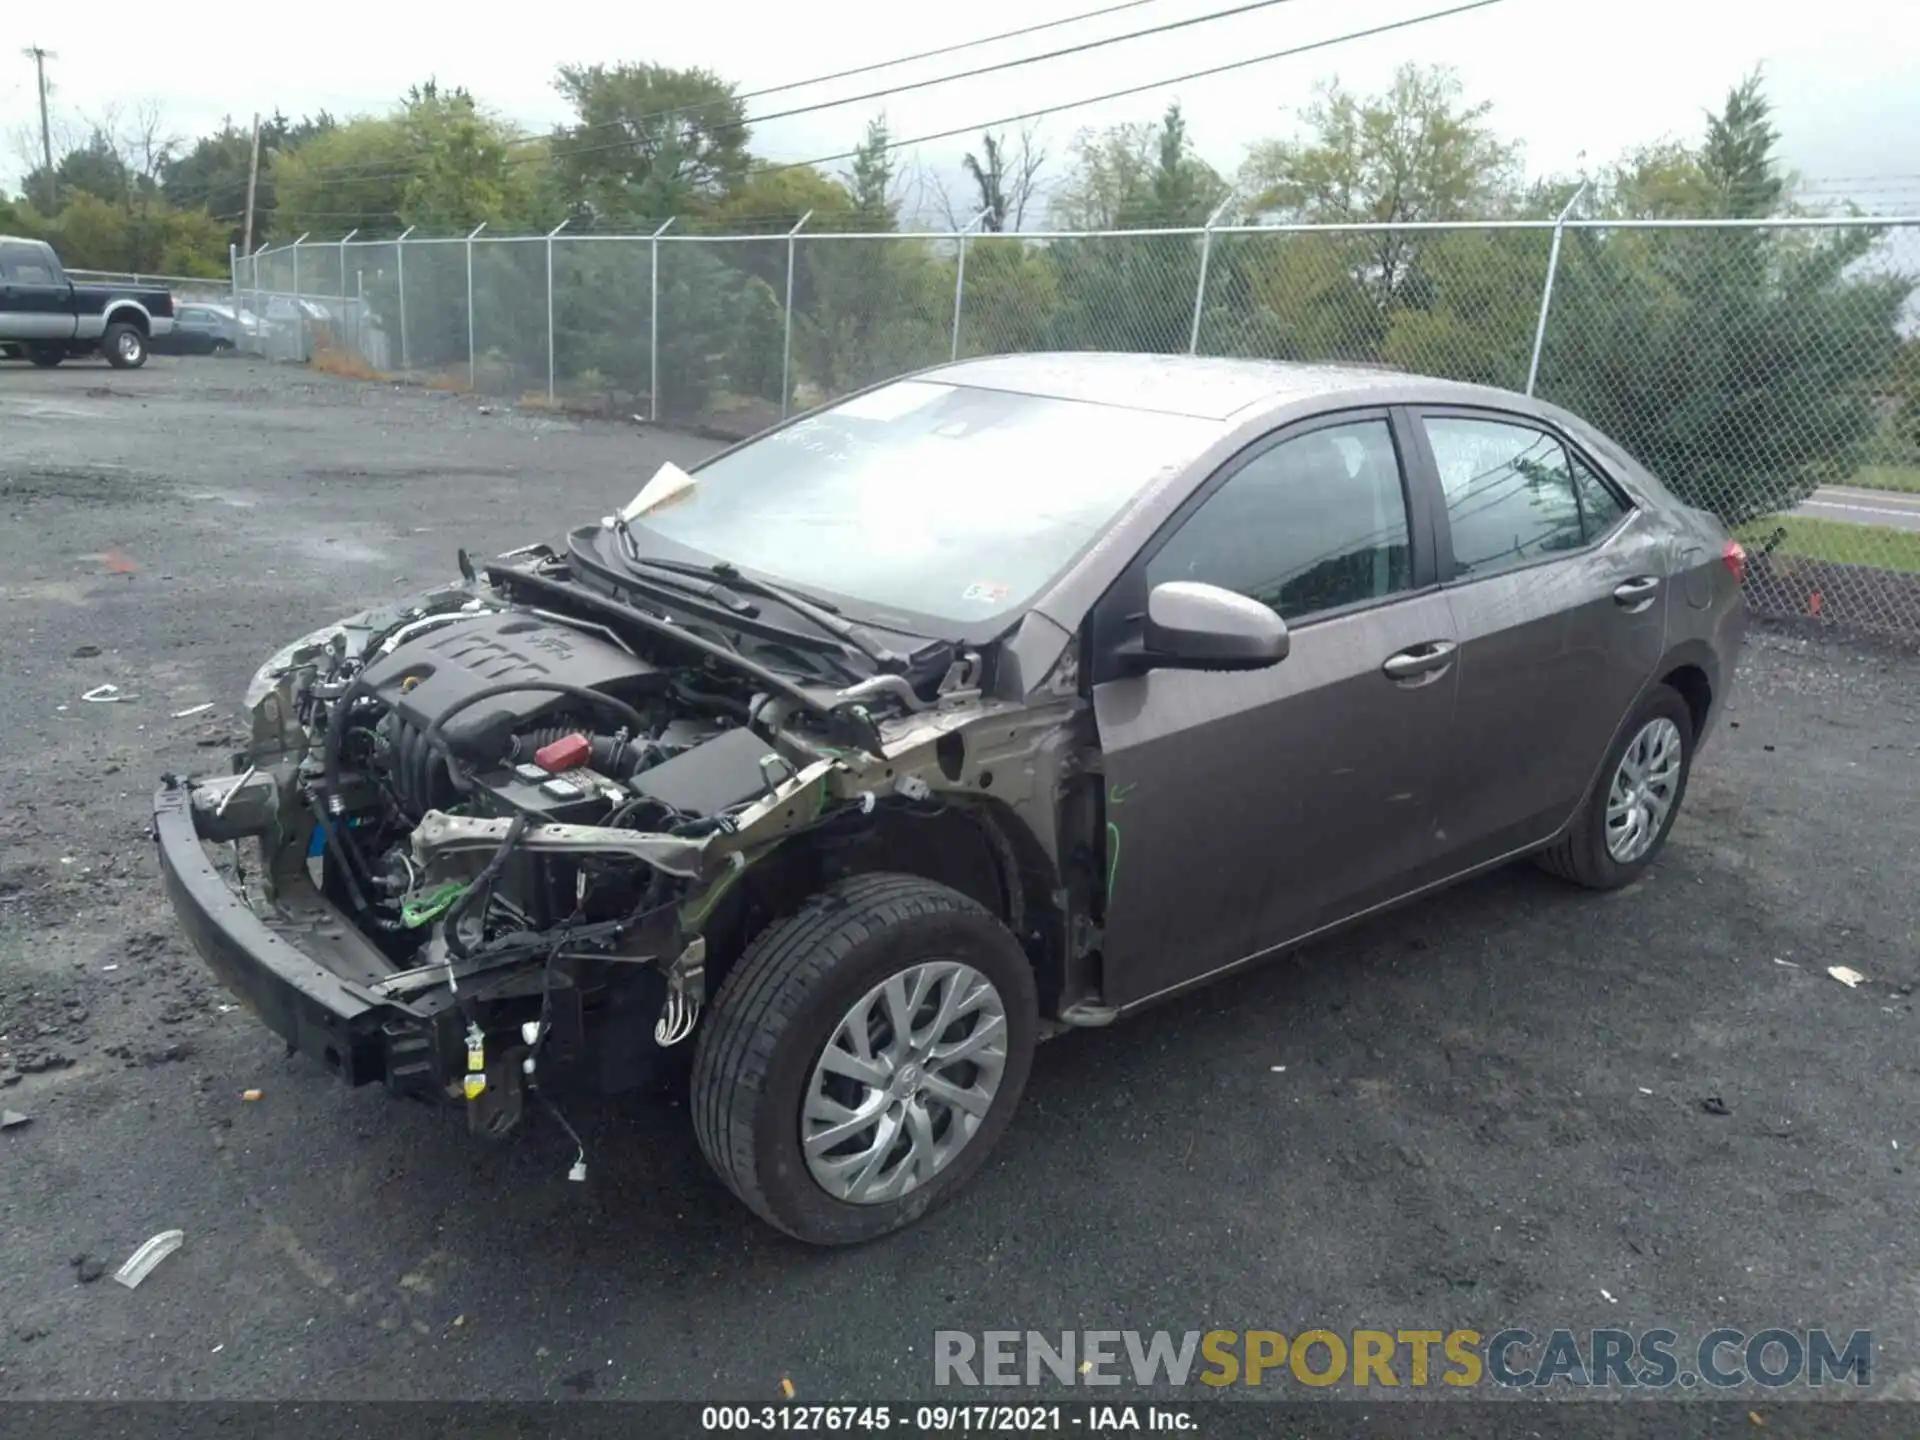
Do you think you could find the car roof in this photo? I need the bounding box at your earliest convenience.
[917,351,1536,423]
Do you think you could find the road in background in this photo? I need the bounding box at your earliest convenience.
[1799,484,1920,531]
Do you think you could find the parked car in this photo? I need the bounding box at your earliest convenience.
[152,302,239,355]
[0,235,174,367]
[152,354,1747,1244]
[257,294,336,358]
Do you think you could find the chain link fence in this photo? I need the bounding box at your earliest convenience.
[233,214,1920,633]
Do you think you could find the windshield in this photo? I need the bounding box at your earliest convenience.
[628,379,1220,627]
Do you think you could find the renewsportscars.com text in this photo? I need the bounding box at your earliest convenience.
[933,1328,1873,1390]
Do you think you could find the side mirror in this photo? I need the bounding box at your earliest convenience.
[1142,581,1289,671]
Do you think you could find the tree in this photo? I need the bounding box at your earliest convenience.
[161,111,338,245]
[844,116,897,232]
[270,118,410,236]
[1240,63,1520,313]
[1536,73,1912,524]
[1040,105,1226,352]
[271,85,535,239]
[795,118,952,400]
[23,129,131,213]
[551,63,751,226]
[394,82,528,233]
[705,164,852,235]
[959,123,1046,232]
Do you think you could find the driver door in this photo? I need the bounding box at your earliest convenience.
[1089,410,1458,1010]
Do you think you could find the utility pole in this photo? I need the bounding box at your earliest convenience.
[240,113,263,255]
[21,46,57,212]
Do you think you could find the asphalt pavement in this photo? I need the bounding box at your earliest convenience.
[2,358,1917,1405]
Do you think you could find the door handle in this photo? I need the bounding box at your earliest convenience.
[1382,640,1457,682]
[1613,576,1661,608]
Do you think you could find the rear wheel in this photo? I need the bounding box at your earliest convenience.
[104,322,147,369]
[1537,683,1694,890]
[692,873,1038,1245]
[27,345,64,368]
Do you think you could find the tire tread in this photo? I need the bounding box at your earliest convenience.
[691,873,997,1236]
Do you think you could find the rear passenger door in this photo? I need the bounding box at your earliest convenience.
[1405,408,1668,871]
[1090,410,1459,1008]
[0,241,76,340]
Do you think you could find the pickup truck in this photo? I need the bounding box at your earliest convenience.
[0,235,175,369]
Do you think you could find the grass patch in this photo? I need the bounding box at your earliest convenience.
[1847,463,1920,494]
[309,345,384,382]
[1738,515,1920,574]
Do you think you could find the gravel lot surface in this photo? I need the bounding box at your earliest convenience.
[2,359,1917,1405]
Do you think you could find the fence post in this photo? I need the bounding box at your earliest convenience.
[394,226,416,372]
[466,222,486,391]
[546,218,570,403]
[228,243,239,345]
[649,217,675,423]
[290,232,307,302]
[781,211,813,420]
[338,228,356,312]
[950,207,992,363]
[251,241,267,353]
[1526,183,1588,396]
[1189,195,1236,356]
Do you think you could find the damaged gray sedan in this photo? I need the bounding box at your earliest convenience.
[153,354,1748,1244]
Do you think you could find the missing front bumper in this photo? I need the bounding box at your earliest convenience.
[151,777,670,1102]
[151,777,444,1092]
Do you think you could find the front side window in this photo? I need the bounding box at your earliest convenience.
[1422,416,1585,578]
[1146,419,1413,620]
[630,379,1221,627]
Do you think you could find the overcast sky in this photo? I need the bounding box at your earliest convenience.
[6,0,1919,226]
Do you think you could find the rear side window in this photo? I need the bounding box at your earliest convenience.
[1571,454,1628,537]
[1422,416,1586,578]
[1,243,56,285]
[1147,418,1412,621]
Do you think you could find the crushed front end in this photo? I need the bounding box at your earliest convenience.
[152,552,1083,1148]
[151,570,867,1139]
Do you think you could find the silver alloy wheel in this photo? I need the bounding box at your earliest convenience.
[802,961,1010,1205]
[1605,716,1683,863]
[117,330,142,362]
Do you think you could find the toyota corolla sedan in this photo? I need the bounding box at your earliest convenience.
[153,354,1746,1244]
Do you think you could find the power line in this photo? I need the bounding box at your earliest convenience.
[749,0,1509,184]
[275,0,1504,207]
[289,0,1309,183]
[734,0,1172,101]
[720,0,1317,134]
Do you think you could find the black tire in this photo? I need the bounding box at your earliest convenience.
[103,321,147,369]
[1537,682,1695,890]
[691,872,1038,1246]
[27,346,64,368]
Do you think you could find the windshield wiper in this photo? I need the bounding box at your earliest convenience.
[620,547,906,672]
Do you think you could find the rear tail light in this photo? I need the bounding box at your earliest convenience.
[1722,539,1747,584]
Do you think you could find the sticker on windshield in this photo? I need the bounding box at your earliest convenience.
[961,582,1009,605]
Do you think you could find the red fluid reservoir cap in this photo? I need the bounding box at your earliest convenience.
[535,732,592,773]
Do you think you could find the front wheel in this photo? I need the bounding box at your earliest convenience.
[1537,682,1695,889]
[103,322,147,369]
[692,873,1038,1245]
